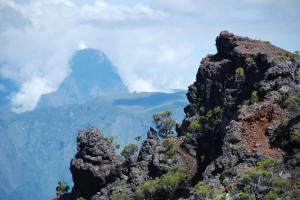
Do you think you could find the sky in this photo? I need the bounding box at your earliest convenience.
[0,0,299,112]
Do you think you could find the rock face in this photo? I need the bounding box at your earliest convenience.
[70,128,120,199]
[62,32,300,200]
[178,31,299,178]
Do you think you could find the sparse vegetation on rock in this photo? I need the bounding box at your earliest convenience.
[121,144,139,158]
[56,181,69,198]
[152,111,176,138]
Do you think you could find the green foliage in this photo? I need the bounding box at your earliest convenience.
[232,166,293,199]
[245,57,254,63]
[256,158,275,169]
[108,191,128,200]
[76,197,86,200]
[291,129,300,143]
[153,111,176,138]
[135,136,142,142]
[134,172,187,199]
[238,168,272,186]
[159,171,186,190]
[55,181,69,197]
[236,192,256,200]
[188,120,201,132]
[214,191,226,200]
[195,182,211,198]
[201,106,224,134]
[272,54,296,62]
[135,179,158,199]
[104,136,114,143]
[284,92,300,110]
[283,189,300,199]
[121,144,139,158]
[115,143,120,149]
[163,138,179,159]
[250,91,259,103]
[265,191,277,200]
[295,70,300,77]
[235,67,245,78]
[180,135,187,142]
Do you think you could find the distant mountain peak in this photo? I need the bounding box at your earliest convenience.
[37,48,128,108]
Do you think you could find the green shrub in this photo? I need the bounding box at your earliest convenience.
[135,179,158,199]
[108,191,128,200]
[269,176,289,188]
[134,171,186,199]
[163,138,179,159]
[180,135,188,142]
[202,106,224,134]
[55,181,69,197]
[159,172,186,190]
[135,136,142,142]
[188,120,201,132]
[76,197,86,200]
[213,106,224,119]
[284,92,300,110]
[195,182,211,198]
[121,144,139,158]
[250,91,259,103]
[295,71,300,77]
[214,191,226,200]
[104,136,114,143]
[265,191,277,200]
[245,57,254,63]
[291,129,300,143]
[283,189,300,199]
[235,67,245,78]
[233,166,292,199]
[236,192,256,200]
[153,111,176,138]
[257,158,275,169]
[272,54,296,62]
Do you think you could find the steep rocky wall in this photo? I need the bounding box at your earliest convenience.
[178,31,299,181]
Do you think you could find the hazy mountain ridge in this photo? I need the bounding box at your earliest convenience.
[0,91,187,200]
[37,48,128,108]
[0,48,187,199]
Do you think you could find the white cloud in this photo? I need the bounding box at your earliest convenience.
[11,77,53,112]
[0,0,299,112]
[79,0,167,21]
[78,41,87,50]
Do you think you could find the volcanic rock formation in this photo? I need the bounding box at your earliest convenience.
[60,31,300,200]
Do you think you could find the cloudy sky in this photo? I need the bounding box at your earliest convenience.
[0,0,299,112]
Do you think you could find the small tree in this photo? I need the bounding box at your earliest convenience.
[121,144,139,158]
[250,91,259,103]
[135,136,142,142]
[153,111,176,138]
[56,181,69,197]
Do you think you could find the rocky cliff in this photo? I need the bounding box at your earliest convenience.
[59,32,300,200]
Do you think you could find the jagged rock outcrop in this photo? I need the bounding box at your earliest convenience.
[61,31,300,200]
[70,128,121,199]
[177,31,300,194]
